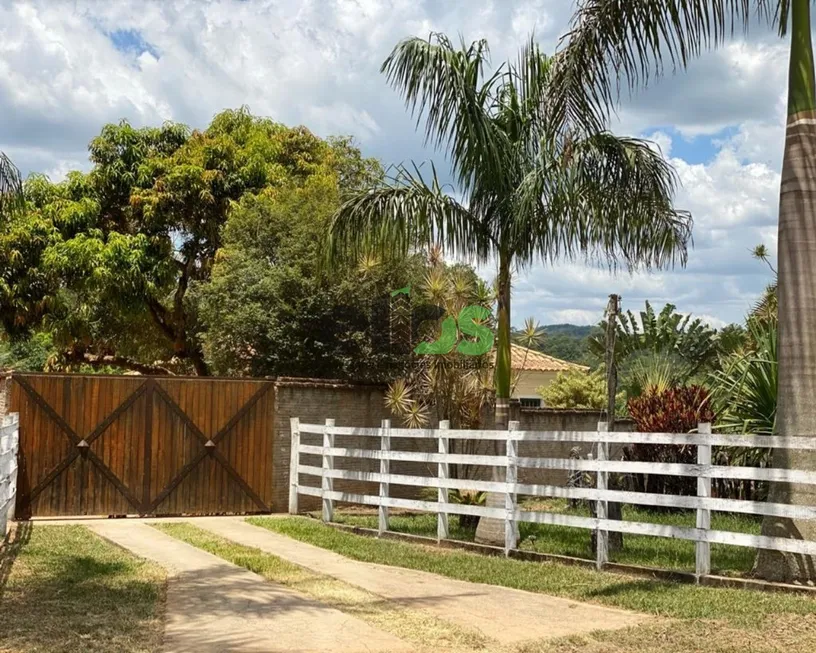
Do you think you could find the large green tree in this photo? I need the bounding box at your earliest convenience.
[552,0,816,582]
[0,108,376,375]
[196,179,428,381]
[326,34,692,544]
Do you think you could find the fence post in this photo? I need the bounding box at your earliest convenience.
[379,419,391,535]
[322,418,335,522]
[289,417,300,515]
[505,420,519,556]
[595,421,609,570]
[437,420,450,541]
[696,421,712,581]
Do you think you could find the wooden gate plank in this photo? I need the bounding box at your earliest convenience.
[141,380,155,514]
[16,376,145,512]
[148,381,272,514]
[14,373,276,518]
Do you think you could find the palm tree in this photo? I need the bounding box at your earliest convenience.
[327,33,692,545]
[551,0,815,583]
[0,152,24,219]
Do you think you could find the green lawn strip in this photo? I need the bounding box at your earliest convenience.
[153,522,494,652]
[331,501,758,575]
[518,614,816,653]
[249,516,816,624]
[0,524,165,653]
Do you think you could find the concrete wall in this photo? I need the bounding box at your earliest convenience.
[516,408,633,486]
[513,370,557,401]
[275,380,634,511]
[273,379,438,511]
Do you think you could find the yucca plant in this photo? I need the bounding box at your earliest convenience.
[709,318,777,501]
[419,486,486,530]
[711,319,778,437]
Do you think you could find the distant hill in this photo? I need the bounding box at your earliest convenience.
[512,323,601,367]
[540,324,597,339]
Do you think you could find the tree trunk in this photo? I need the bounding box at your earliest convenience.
[755,0,816,584]
[475,252,514,546]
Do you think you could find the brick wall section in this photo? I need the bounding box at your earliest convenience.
[517,409,633,486]
[272,379,438,511]
[275,379,635,511]
[0,375,9,417]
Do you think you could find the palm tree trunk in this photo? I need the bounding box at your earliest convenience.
[755,0,816,583]
[475,252,515,546]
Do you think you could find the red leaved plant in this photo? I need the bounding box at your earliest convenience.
[626,385,714,497]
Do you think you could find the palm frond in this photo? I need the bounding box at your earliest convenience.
[0,152,24,219]
[382,33,512,196]
[326,163,492,265]
[516,132,692,268]
[549,1,780,134]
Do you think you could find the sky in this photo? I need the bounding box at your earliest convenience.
[0,0,786,329]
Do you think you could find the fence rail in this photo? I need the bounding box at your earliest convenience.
[290,418,816,580]
[0,413,19,539]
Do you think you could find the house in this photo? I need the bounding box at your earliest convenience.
[500,344,590,408]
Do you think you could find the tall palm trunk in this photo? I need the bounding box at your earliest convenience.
[755,0,816,583]
[475,252,515,545]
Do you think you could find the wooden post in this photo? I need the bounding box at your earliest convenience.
[696,422,712,581]
[322,418,335,522]
[505,420,519,556]
[437,420,450,541]
[595,421,609,570]
[605,294,620,431]
[288,417,300,515]
[379,419,391,535]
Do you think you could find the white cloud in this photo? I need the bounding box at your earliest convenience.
[696,314,728,330]
[0,0,788,328]
[548,309,601,326]
[646,130,673,158]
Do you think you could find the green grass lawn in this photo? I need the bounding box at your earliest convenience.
[249,516,816,653]
[251,516,815,622]
[0,524,166,653]
[330,499,760,575]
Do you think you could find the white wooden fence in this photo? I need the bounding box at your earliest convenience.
[288,418,816,579]
[0,413,19,540]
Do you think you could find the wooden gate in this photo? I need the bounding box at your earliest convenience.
[10,373,275,518]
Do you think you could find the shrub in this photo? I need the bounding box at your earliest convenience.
[538,369,606,409]
[626,385,714,497]
[627,385,714,433]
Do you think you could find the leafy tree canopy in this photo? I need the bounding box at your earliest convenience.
[195,182,431,380]
[0,107,380,375]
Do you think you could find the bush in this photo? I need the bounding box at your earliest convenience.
[538,369,606,409]
[626,385,714,497]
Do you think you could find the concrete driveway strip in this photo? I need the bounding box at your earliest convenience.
[191,517,651,646]
[88,521,413,653]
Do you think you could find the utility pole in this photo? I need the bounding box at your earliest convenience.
[605,294,620,430]
[603,293,623,552]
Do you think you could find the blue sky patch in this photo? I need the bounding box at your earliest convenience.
[107,29,159,60]
[647,125,738,165]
